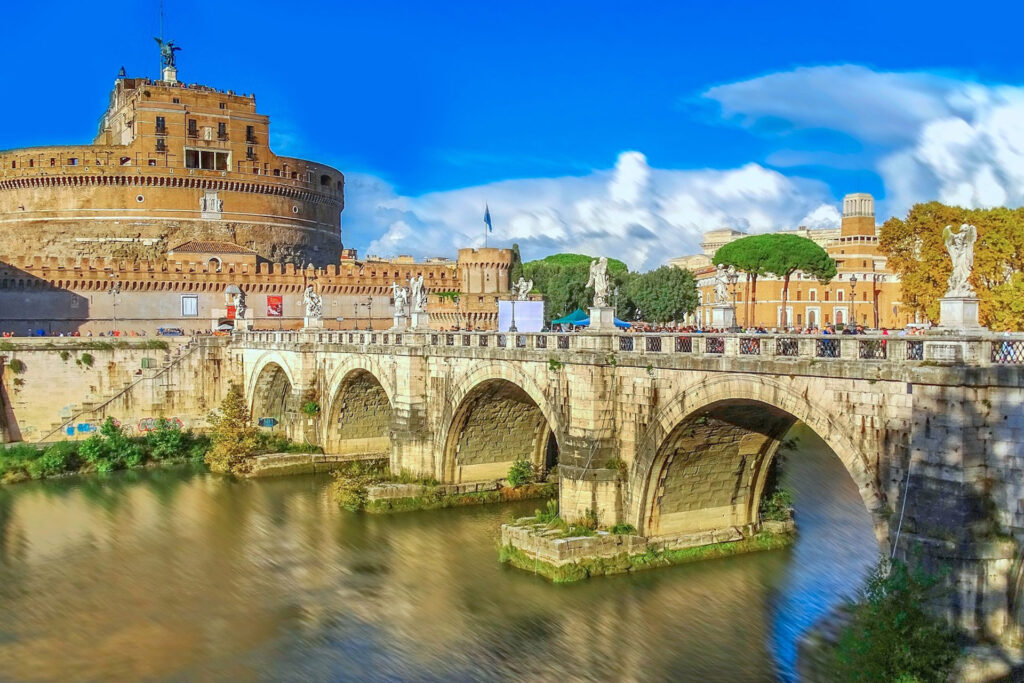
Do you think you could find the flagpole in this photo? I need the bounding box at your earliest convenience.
[484,202,488,248]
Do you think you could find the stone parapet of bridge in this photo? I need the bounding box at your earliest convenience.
[227,328,1024,639]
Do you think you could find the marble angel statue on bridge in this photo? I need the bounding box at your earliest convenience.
[302,285,323,319]
[515,277,533,301]
[410,275,427,312]
[392,282,410,316]
[943,223,978,297]
[587,257,610,308]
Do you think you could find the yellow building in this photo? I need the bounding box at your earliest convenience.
[674,193,913,330]
[0,52,344,266]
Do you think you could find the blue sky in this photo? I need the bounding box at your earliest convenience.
[3,1,1024,268]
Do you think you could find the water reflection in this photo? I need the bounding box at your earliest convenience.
[0,424,875,682]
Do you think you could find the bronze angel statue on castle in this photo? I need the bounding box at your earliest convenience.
[154,37,181,69]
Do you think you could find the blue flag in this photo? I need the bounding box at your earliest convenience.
[484,204,493,233]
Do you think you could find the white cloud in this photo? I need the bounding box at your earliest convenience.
[348,152,838,271]
[704,64,1024,214]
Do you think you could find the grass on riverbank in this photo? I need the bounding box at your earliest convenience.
[1,416,315,484]
[499,531,794,583]
[0,418,209,484]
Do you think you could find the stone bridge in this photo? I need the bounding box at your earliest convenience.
[229,328,1024,639]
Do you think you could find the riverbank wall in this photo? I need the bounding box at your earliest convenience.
[0,338,230,443]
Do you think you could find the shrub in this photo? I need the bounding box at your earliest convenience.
[26,442,79,478]
[832,558,959,682]
[59,350,71,362]
[145,418,188,461]
[507,458,534,488]
[78,417,143,472]
[760,490,793,522]
[7,358,26,374]
[301,400,321,417]
[609,523,637,535]
[79,353,95,368]
[205,383,260,474]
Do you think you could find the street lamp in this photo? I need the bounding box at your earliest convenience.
[364,296,373,331]
[871,274,882,329]
[509,297,518,333]
[849,274,858,328]
[726,267,740,330]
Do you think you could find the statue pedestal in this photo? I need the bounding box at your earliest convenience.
[589,307,616,332]
[161,66,178,84]
[303,317,324,329]
[392,314,409,331]
[410,311,430,330]
[710,305,736,330]
[937,296,983,332]
[234,319,250,331]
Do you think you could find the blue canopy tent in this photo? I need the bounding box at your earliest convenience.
[551,308,589,326]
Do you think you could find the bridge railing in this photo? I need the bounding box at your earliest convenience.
[235,330,1024,367]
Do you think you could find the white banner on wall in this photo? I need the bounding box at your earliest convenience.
[497,300,545,332]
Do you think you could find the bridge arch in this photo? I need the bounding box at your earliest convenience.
[248,355,296,435]
[322,361,394,456]
[627,374,889,548]
[439,362,563,484]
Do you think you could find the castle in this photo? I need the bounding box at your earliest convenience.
[0,45,512,334]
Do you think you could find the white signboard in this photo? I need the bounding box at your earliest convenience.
[497,300,545,333]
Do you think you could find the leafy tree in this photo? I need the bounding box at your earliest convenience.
[712,235,777,325]
[880,202,1024,330]
[832,558,958,682]
[523,254,629,324]
[764,234,837,327]
[625,266,698,323]
[205,383,260,474]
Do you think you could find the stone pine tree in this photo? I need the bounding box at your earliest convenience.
[624,266,698,323]
[713,234,777,326]
[205,382,260,474]
[764,234,837,328]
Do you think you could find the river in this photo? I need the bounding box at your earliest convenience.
[0,424,878,682]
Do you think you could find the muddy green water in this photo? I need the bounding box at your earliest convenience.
[0,425,877,682]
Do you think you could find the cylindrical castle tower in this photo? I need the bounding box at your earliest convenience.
[0,68,343,266]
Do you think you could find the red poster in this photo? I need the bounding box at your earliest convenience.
[267,295,283,317]
[226,305,236,320]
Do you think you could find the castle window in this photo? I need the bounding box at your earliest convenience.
[219,102,226,110]
[824,291,830,301]
[120,156,131,165]
[156,138,166,152]
[320,174,330,186]
[67,157,78,166]
[246,146,254,160]
[50,158,55,166]
[217,122,227,140]
[9,161,14,169]
[172,97,180,104]
[273,169,280,176]
[148,159,157,166]
[337,180,343,191]
[181,295,198,317]
[28,159,33,168]
[187,119,198,137]
[155,116,166,134]
[246,125,256,143]
[810,289,817,301]
[838,290,844,302]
